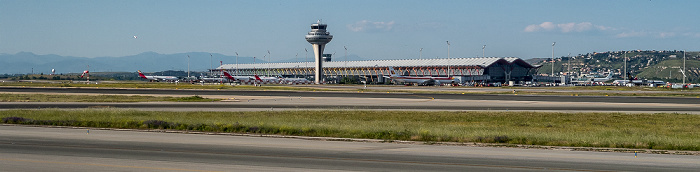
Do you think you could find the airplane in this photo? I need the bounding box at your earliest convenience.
[592,73,613,82]
[199,71,242,83]
[199,76,225,82]
[278,77,311,84]
[137,70,178,82]
[222,71,252,82]
[253,75,279,83]
[220,71,258,82]
[572,72,613,83]
[386,67,457,86]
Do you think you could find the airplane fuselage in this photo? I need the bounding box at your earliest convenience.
[391,76,456,85]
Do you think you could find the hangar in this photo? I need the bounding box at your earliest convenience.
[216,57,539,84]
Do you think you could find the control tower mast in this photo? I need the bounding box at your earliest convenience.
[305,20,333,84]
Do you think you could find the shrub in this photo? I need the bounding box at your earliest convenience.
[2,117,31,124]
[143,120,171,129]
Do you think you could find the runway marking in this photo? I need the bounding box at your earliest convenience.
[0,157,221,172]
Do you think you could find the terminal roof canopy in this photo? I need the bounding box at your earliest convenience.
[217,57,537,70]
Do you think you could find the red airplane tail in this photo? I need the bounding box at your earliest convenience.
[222,71,236,81]
[137,70,147,79]
[254,75,263,81]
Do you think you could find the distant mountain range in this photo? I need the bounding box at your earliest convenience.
[0,52,372,74]
[0,52,241,74]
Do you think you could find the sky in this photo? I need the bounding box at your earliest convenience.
[1,0,699,61]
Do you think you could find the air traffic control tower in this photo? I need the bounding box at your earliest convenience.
[305,20,333,84]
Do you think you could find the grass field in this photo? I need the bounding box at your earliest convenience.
[0,81,337,92]
[3,81,700,97]
[2,109,698,151]
[0,94,217,102]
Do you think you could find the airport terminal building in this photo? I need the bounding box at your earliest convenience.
[216,57,539,84]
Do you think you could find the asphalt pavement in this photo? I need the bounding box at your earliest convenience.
[2,125,698,172]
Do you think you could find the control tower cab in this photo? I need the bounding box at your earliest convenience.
[306,20,333,84]
[306,22,333,44]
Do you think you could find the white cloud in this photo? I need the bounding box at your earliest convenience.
[524,22,604,33]
[657,32,676,38]
[596,25,612,31]
[558,22,593,33]
[347,20,395,32]
[526,22,700,39]
[524,24,540,32]
[539,22,556,30]
[682,32,700,38]
[615,31,647,38]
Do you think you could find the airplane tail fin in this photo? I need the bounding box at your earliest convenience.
[254,75,263,81]
[137,70,147,79]
[388,67,400,77]
[222,70,236,81]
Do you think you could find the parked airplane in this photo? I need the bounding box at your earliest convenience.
[137,70,178,81]
[253,75,279,83]
[221,71,258,82]
[572,72,613,83]
[386,68,457,85]
[278,77,310,84]
[591,73,613,82]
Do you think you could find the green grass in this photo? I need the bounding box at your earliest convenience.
[3,81,700,97]
[0,82,340,92]
[0,94,218,102]
[2,109,699,151]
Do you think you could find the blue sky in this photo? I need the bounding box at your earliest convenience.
[1,0,698,61]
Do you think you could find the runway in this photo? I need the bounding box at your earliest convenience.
[1,87,699,113]
[2,125,698,172]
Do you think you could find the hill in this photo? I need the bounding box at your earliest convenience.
[534,50,700,83]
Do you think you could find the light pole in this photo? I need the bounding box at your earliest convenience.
[305,48,308,69]
[624,52,627,80]
[567,53,571,76]
[551,42,556,76]
[263,54,267,76]
[419,48,423,60]
[344,46,348,77]
[446,41,451,77]
[482,45,486,57]
[683,50,686,85]
[235,52,238,76]
[267,50,271,76]
[210,53,213,76]
[446,41,450,58]
[187,55,190,78]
